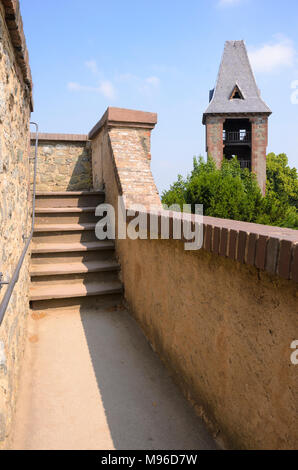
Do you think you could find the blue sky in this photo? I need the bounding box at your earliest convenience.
[21,0,298,193]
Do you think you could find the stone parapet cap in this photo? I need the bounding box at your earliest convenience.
[89,107,158,139]
[30,133,88,142]
[2,0,33,110]
[126,209,298,282]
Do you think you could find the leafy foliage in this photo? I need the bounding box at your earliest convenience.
[162,154,298,229]
[256,153,298,229]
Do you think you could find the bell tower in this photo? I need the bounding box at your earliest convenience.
[203,40,272,195]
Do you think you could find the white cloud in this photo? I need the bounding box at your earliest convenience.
[145,76,160,87]
[68,61,160,100]
[68,60,116,99]
[98,80,116,100]
[117,73,161,94]
[117,73,139,82]
[218,0,243,6]
[85,60,99,75]
[248,38,296,73]
[139,76,161,94]
[67,82,84,92]
[67,80,116,100]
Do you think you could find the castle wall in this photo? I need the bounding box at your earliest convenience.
[30,134,92,192]
[91,108,298,450]
[116,227,297,450]
[0,1,32,449]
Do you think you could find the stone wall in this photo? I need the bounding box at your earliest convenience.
[30,134,92,192]
[251,115,268,195]
[91,107,298,450]
[0,1,32,449]
[205,115,223,168]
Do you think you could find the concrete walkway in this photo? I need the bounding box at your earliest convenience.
[11,304,217,450]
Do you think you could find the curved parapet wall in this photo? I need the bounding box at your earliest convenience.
[90,107,298,449]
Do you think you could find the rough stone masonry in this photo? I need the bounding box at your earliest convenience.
[30,134,92,192]
[0,0,32,449]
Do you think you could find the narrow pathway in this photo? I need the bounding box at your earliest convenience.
[11,305,217,450]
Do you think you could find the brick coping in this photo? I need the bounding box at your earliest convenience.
[89,107,158,139]
[2,0,33,110]
[35,107,158,142]
[30,133,88,142]
[126,209,298,282]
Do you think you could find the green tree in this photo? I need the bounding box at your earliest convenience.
[266,153,298,208]
[161,154,298,229]
[257,153,298,228]
[162,174,188,209]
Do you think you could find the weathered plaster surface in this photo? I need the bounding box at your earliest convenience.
[116,236,297,450]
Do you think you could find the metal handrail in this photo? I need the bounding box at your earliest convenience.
[0,123,39,326]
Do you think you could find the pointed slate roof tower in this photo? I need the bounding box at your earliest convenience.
[203,40,271,121]
[203,40,272,195]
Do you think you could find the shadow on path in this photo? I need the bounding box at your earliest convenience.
[80,307,217,450]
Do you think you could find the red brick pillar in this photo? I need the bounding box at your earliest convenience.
[89,107,161,209]
[205,116,224,168]
[251,115,268,196]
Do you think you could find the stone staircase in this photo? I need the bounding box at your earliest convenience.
[30,191,123,312]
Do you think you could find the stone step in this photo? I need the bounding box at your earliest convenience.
[30,260,120,277]
[35,191,105,208]
[31,270,118,286]
[30,293,124,313]
[34,223,97,232]
[35,213,99,225]
[30,190,123,312]
[31,241,114,254]
[30,280,123,301]
[31,250,115,265]
[36,191,104,196]
[35,207,97,213]
[32,230,99,244]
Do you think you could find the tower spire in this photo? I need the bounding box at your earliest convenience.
[203,40,272,195]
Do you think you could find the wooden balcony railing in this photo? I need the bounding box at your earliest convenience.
[223,131,251,143]
[239,160,251,170]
